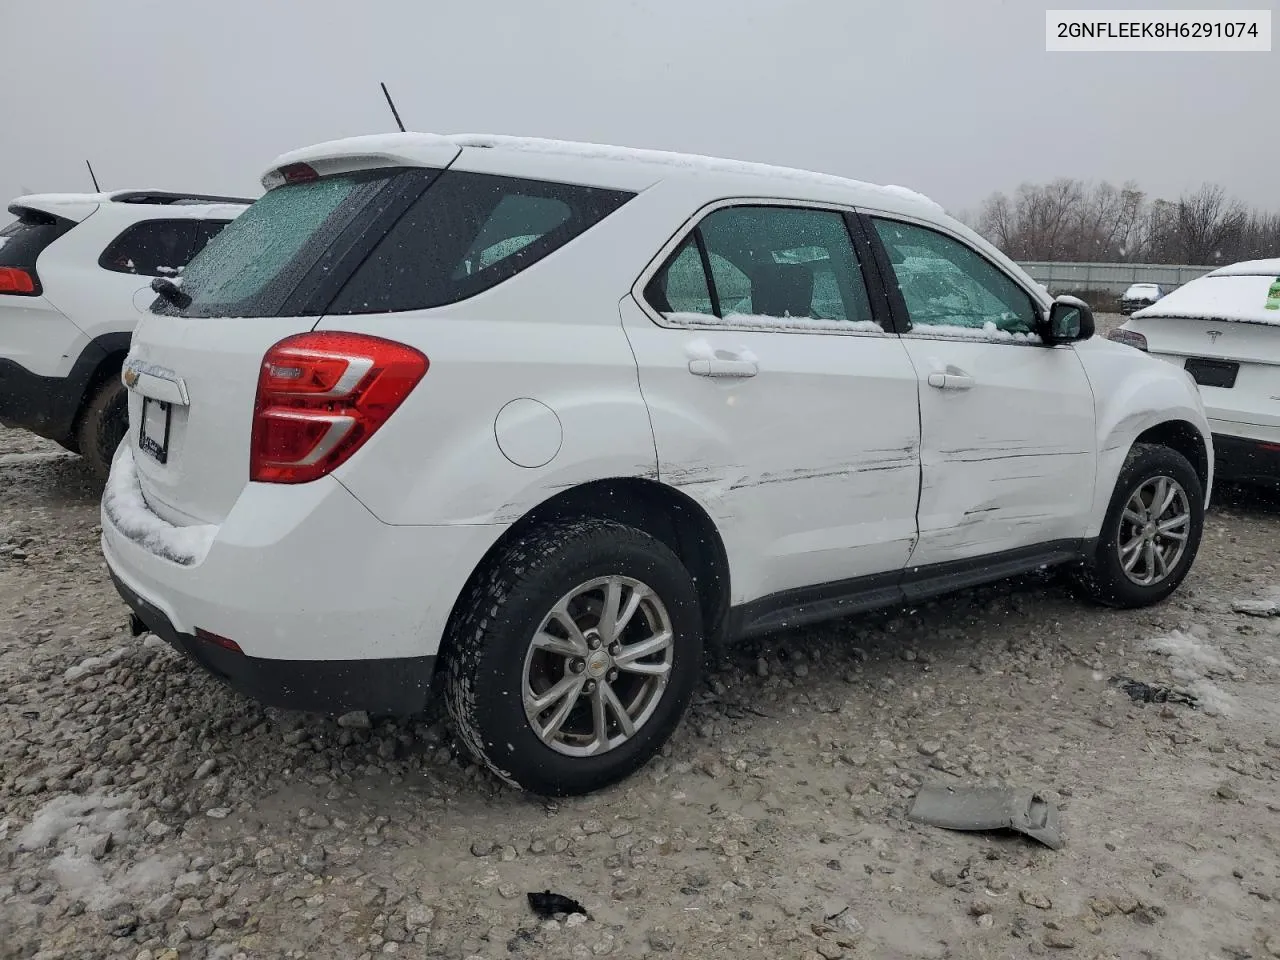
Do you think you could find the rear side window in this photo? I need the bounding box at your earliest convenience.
[99,220,199,277]
[0,210,77,294]
[327,172,633,314]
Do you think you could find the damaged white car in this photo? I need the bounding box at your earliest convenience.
[102,133,1213,795]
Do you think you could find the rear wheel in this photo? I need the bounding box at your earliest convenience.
[77,377,128,481]
[1074,443,1204,608]
[444,519,703,796]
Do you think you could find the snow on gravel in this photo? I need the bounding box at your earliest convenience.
[3,415,1280,959]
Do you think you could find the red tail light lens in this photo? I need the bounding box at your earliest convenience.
[0,267,36,295]
[250,332,428,484]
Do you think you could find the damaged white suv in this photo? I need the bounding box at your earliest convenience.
[101,133,1213,795]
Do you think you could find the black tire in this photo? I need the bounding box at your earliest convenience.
[444,518,703,796]
[1074,442,1204,608]
[77,377,128,481]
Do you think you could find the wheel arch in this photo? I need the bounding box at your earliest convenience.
[69,332,132,436]
[1133,419,1211,494]
[438,477,732,668]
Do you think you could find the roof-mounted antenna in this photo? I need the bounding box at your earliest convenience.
[86,160,102,192]
[380,82,406,133]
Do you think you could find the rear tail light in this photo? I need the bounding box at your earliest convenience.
[1107,329,1148,351]
[251,331,428,484]
[0,267,36,295]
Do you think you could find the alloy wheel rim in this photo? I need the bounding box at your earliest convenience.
[1117,475,1191,587]
[522,575,674,757]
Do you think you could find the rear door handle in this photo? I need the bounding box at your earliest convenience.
[927,371,974,391]
[688,359,759,378]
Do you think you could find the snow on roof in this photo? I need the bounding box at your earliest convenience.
[11,190,250,222]
[1207,258,1280,277]
[1133,271,1280,326]
[449,134,942,210]
[265,131,942,212]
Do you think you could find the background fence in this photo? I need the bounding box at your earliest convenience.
[1016,261,1215,297]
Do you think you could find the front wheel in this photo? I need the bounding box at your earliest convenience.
[444,519,704,796]
[1074,442,1204,608]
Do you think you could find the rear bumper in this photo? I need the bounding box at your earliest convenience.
[110,565,436,715]
[1213,431,1280,486]
[0,356,88,441]
[100,445,505,715]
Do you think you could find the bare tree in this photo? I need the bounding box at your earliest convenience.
[973,180,1276,265]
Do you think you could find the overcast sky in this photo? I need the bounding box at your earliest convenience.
[2,0,1276,218]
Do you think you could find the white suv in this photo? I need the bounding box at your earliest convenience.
[0,190,248,476]
[101,134,1213,795]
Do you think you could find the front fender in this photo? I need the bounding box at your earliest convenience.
[1076,339,1213,535]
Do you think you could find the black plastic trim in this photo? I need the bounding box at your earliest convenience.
[726,540,1089,640]
[109,191,256,206]
[108,567,436,716]
[1212,433,1280,487]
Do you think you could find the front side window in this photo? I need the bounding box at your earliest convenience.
[98,220,199,277]
[871,218,1039,340]
[644,205,879,331]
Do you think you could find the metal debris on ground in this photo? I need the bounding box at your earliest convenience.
[1110,675,1200,709]
[907,784,1065,850]
[527,890,589,919]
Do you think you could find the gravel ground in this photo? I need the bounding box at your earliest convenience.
[3,321,1280,959]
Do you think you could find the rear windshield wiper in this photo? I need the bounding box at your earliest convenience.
[151,276,191,310]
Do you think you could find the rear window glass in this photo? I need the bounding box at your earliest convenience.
[0,210,76,274]
[326,172,633,314]
[99,220,199,276]
[164,170,407,319]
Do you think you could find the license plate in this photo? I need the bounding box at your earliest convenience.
[1184,357,1239,389]
[139,397,172,464]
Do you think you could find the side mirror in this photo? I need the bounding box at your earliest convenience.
[1045,296,1094,344]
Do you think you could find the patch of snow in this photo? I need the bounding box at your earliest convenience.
[0,235,9,252]
[450,134,942,211]
[684,338,716,361]
[14,793,133,853]
[64,647,128,683]
[154,265,183,276]
[1133,272,1280,326]
[1142,629,1234,676]
[1206,258,1280,278]
[102,445,216,566]
[666,311,888,335]
[906,321,1042,344]
[1123,283,1162,299]
[1140,629,1237,716]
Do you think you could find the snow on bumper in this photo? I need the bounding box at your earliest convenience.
[100,449,503,663]
[102,446,215,566]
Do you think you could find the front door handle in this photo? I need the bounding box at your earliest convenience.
[927,371,974,391]
[689,359,759,378]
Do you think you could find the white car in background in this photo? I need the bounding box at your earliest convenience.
[1120,282,1164,315]
[0,190,248,476]
[102,133,1212,796]
[1113,259,1280,488]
